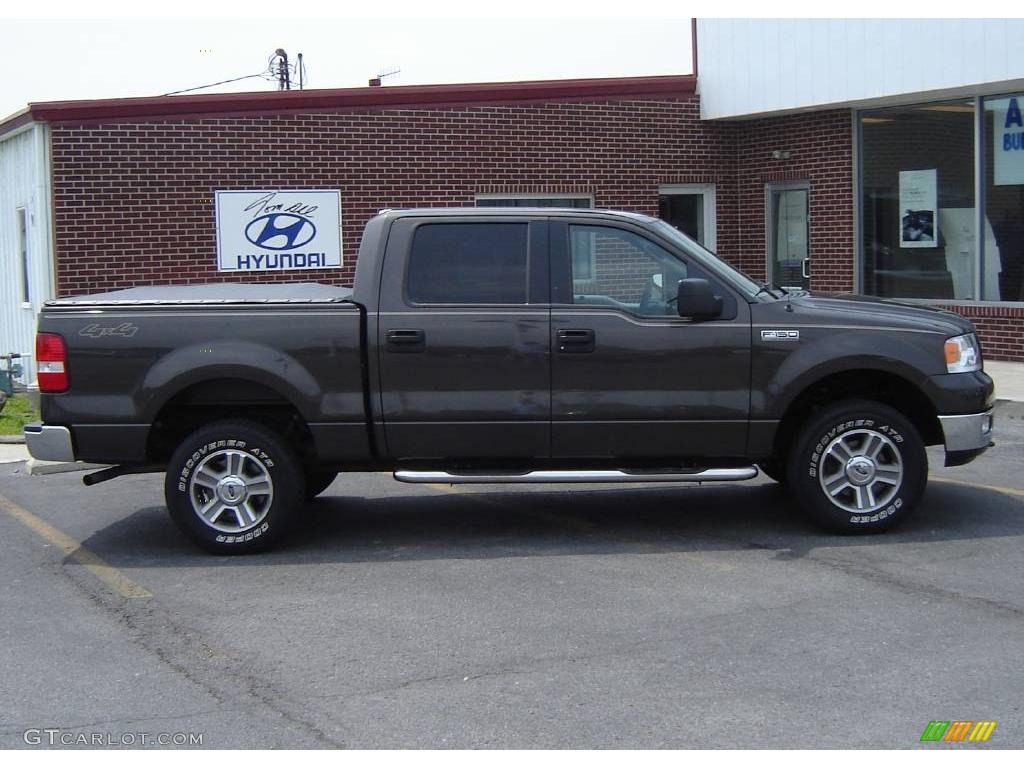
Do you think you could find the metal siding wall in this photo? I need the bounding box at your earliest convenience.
[698,19,1024,119]
[0,123,53,384]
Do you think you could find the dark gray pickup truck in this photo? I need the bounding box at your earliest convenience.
[26,208,995,552]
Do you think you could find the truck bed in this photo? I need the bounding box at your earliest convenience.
[38,283,369,466]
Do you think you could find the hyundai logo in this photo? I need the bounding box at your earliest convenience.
[244,213,317,250]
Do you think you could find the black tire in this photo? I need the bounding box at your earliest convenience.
[786,399,927,534]
[305,470,338,500]
[164,419,305,554]
[757,460,787,484]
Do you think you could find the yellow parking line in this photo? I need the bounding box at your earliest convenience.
[930,476,1024,499]
[0,491,151,599]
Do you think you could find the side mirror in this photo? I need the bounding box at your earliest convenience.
[676,278,723,319]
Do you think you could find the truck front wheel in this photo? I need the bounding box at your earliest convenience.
[787,399,927,534]
[164,419,305,553]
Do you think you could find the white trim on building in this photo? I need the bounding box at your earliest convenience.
[696,19,1024,120]
[657,183,717,251]
[0,122,54,386]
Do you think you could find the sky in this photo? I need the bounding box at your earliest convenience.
[4,3,1011,121]
[0,13,694,120]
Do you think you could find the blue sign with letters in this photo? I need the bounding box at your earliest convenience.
[994,96,1024,186]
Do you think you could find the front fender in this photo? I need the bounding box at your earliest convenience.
[753,328,943,421]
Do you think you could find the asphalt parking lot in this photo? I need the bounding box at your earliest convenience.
[1,408,1023,749]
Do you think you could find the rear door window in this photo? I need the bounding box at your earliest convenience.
[407,223,529,304]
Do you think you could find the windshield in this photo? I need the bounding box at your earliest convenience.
[650,220,764,299]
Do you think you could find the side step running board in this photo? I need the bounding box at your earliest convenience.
[394,467,758,484]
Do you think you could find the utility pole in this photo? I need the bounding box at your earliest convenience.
[274,49,291,91]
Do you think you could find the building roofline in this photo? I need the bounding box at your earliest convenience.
[7,74,695,128]
[0,108,36,140]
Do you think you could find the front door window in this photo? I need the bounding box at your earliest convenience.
[569,225,688,316]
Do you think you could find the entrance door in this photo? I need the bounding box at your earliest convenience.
[767,182,810,290]
[658,184,717,250]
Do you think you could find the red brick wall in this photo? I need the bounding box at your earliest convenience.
[49,96,742,294]
[48,99,858,295]
[733,110,855,292]
[45,96,1024,361]
[936,304,1024,362]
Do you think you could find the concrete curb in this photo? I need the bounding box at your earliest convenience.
[0,435,26,444]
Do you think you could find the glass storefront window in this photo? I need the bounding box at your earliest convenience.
[860,99,976,299]
[984,95,1024,301]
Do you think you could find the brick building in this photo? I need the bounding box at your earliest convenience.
[3,19,1024,373]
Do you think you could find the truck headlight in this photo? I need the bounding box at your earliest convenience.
[944,333,981,374]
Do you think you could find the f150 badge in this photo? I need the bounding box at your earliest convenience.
[761,329,800,341]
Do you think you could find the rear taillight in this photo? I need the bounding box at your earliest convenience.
[36,333,69,393]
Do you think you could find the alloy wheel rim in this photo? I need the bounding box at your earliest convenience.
[187,449,274,533]
[817,429,903,514]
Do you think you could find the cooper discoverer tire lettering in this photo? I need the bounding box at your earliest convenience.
[164,419,305,553]
[786,399,927,534]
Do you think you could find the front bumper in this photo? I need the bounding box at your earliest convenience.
[23,423,75,462]
[938,409,994,467]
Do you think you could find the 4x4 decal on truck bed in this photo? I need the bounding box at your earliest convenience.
[79,322,139,339]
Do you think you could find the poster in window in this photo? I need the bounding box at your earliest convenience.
[992,96,1024,185]
[898,169,938,248]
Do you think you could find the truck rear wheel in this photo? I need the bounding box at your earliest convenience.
[787,399,926,534]
[164,419,305,553]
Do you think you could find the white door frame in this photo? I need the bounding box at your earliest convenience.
[658,183,717,251]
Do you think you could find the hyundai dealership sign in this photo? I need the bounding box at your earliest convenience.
[215,190,342,271]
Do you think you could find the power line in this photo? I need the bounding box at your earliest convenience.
[162,72,269,97]
[162,49,306,97]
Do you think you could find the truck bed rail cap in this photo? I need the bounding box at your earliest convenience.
[45,282,354,307]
